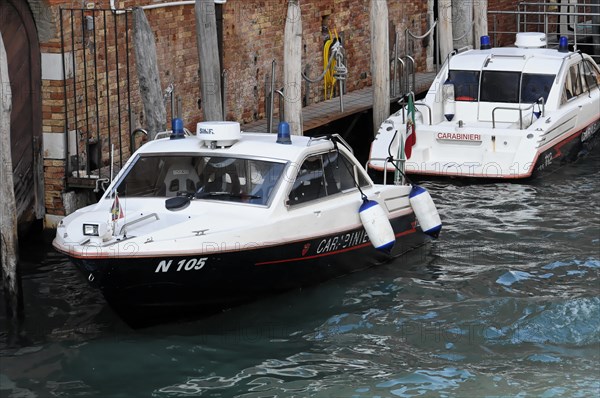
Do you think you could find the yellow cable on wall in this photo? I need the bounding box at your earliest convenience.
[323,29,339,100]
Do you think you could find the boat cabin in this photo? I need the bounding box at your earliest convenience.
[108,125,371,212]
[429,33,600,128]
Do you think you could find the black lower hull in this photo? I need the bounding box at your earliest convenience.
[530,122,600,177]
[68,213,427,325]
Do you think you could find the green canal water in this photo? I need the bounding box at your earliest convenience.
[1,152,598,397]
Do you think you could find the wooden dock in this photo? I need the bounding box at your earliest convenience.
[68,72,436,189]
[242,72,436,134]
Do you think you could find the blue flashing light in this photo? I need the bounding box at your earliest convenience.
[480,35,491,50]
[558,36,569,53]
[276,121,292,144]
[170,118,185,140]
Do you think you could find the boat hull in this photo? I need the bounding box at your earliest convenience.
[530,121,600,177]
[63,213,426,324]
[370,118,600,181]
[369,42,600,181]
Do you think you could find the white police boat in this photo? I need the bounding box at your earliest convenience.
[370,33,600,179]
[53,120,441,324]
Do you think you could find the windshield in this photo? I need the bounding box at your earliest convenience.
[480,71,521,103]
[479,71,555,104]
[113,154,286,205]
[521,73,555,103]
[448,70,480,101]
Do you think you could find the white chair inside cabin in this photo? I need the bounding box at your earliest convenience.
[161,162,200,197]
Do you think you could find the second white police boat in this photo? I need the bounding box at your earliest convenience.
[370,33,600,179]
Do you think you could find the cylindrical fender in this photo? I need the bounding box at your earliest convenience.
[409,185,442,237]
[359,199,395,253]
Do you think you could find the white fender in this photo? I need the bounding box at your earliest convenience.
[359,199,395,252]
[409,185,442,237]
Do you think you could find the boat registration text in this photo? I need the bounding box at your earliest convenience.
[437,132,482,141]
[155,257,208,273]
[316,230,370,254]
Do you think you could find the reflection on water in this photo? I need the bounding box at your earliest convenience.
[1,152,599,397]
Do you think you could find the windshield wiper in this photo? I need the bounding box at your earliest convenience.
[195,191,262,200]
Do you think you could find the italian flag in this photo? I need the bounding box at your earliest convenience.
[405,94,416,159]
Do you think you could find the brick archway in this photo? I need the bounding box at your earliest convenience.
[0,0,43,230]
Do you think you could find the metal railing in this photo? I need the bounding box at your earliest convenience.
[391,19,439,99]
[60,7,133,188]
[492,97,546,129]
[365,158,402,185]
[265,60,286,134]
[396,98,433,126]
[488,1,600,62]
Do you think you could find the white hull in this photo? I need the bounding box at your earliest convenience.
[370,34,600,179]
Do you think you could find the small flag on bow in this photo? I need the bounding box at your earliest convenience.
[110,193,124,221]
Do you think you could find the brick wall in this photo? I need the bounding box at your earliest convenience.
[43,0,435,134]
[39,0,528,219]
[222,0,430,122]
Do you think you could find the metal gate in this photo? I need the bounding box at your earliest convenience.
[60,7,133,190]
[489,1,600,63]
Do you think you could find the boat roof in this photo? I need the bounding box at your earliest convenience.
[450,47,570,74]
[135,131,335,162]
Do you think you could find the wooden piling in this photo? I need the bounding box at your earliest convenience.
[473,0,488,49]
[195,0,224,121]
[283,0,303,135]
[0,32,21,319]
[370,0,390,135]
[132,7,167,139]
[438,0,454,61]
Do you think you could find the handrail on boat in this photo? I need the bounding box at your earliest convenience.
[307,134,354,153]
[365,157,405,185]
[119,213,160,235]
[153,128,193,141]
[396,98,432,126]
[491,97,545,129]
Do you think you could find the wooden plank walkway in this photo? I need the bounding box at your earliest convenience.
[242,72,436,134]
[68,73,436,189]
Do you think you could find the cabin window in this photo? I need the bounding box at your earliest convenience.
[323,151,366,193]
[581,60,600,91]
[288,151,368,206]
[448,70,480,101]
[563,63,583,102]
[480,71,520,103]
[113,154,285,205]
[520,73,555,104]
[288,154,325,205]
